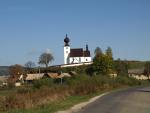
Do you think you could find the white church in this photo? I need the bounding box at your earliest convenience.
[64,34,92,65]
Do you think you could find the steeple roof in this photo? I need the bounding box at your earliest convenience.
[64,34,70,46]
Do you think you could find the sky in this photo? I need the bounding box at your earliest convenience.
[0,0,150,66]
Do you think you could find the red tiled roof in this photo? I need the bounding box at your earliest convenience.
[70,48,83,57]
[70,48,90,57]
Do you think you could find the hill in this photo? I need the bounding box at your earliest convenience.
[0,66,9,76]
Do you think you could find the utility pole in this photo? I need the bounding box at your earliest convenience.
[39,66,40,75]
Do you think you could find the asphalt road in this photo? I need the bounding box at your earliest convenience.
[78,87,150,113]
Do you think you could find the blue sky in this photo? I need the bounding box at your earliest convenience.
[0,0,150,66]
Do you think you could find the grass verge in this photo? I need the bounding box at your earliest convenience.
[5,95,95,113]
[2,87,128,113]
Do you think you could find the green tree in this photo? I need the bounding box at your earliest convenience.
[106,46,113,59]
[92,53,113,75]
[94,47,103,57]
[115,59,128,76]
[144,61,150,81]
[38,52,54,68]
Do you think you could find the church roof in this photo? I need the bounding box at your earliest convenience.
[70,48,83,57]
[70,48,91,57]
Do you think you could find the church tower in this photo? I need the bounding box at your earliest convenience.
[64,34,70,64]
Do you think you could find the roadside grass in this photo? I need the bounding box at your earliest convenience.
[145,108,150,113]
[4,95,95,113]
[0,88,16,96]
[2,87,129,113]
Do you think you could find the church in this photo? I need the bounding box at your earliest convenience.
[64,34,92,64]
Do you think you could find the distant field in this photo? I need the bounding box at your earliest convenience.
[0,66,9,76]
[128,61,145,69]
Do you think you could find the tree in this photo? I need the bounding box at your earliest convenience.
[38,52,54,68]
[115,59,128,76]
[9,64,24,82]
[106,46,113,59]
[25,61,36,73]
[92,46,114,75]
[92,53,113,75]
[9,64,24,76]
[94,47,103,57]
[144,61,150,81]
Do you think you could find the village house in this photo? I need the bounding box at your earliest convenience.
[16,72,73,84]
[128,68,148,80]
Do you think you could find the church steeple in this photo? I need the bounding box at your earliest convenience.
[64,34,70,64]
[64,34,70,46]
[86,44,89,51]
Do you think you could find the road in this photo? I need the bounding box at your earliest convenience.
[78,87,150,113]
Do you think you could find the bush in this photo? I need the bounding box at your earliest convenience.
[17,86,32,94]
[115,76,140,86]
[32,78,54,89]
[64,74,113,95]
[0,94,25,111]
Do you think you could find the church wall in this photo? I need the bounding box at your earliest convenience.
[69,57,92,64]
[69,57,82,64]
[81,57,92,63]
[64,46,70,64]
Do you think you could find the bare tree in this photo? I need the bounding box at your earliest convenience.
[25,61,35,72]
[38,52,54,68]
